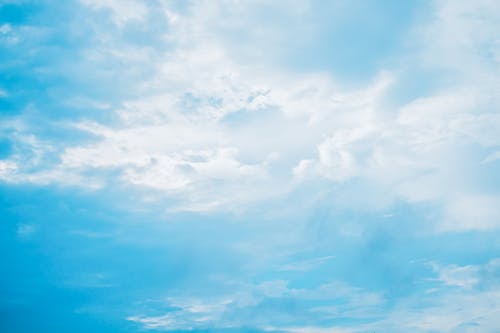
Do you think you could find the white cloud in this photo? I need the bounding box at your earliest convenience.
[429,262,480,289]
[1,0,499,229]
[270,259,500,333]
[128,281,500,333]
[16,223,36,240]
[278,256,334,272]
[127,279,384,332]
[0,23,11,34]
[81,0,148,27]
[441,194,500,231]
[482,150,500,164]
[0,160,17,178]
[126,257,500,333]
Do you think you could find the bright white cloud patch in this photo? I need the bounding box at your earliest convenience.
[3,0,499,228]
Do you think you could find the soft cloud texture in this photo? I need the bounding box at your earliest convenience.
[1,1,499,332]
[2,0,499,229]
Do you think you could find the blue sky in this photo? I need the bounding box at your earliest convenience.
[1,1,500,332]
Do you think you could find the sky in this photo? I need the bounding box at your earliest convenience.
[1,0,500,332]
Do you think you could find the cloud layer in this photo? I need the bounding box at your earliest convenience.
[0,1,499,332]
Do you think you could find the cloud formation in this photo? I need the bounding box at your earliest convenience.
[1,0,499,229]
[1,1,499,332]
